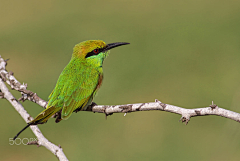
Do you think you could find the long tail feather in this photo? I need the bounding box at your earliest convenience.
[13,106,61,140]
[13,123,32,140]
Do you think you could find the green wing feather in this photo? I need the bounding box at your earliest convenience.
[29,58,101,124]
[50,58,100,120]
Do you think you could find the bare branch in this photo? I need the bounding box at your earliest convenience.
[0,56,68,161]
[2,55,240,160]
[85,99,240,124]
[2,55,240,124]
[0,78,68,160]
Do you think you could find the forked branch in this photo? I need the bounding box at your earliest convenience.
[0,56,68,161]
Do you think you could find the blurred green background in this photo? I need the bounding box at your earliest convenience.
[1,0,240,160]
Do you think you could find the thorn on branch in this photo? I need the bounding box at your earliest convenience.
[155,99,161,103]
[210,101,218,109]
[179,116,190,125]
[4,58,9,66]
[105,112,113,120]
[4,58,9,62]
[103,105,113,120]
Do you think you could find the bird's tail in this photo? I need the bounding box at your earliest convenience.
[13,106,61,140]
[29,106,62,125]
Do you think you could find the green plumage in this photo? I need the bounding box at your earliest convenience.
[32,58,100,124]
[13,40,129,140]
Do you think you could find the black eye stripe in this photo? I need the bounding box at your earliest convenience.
[85,48,104,58]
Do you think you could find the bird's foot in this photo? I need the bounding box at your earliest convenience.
[54,110,62,123]
[85,102,98,111]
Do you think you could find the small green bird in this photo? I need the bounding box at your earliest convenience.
[14,40,129,140]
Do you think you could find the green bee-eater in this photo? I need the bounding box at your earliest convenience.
[14,40,129,140]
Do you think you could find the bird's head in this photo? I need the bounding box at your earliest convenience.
[72,40,129,67]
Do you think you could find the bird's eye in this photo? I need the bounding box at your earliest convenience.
[85,48,102,58]
[93,49,99,54]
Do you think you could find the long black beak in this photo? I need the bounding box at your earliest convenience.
[104,42,130,51]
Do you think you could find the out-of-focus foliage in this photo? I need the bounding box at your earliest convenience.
[1,0,240,160]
